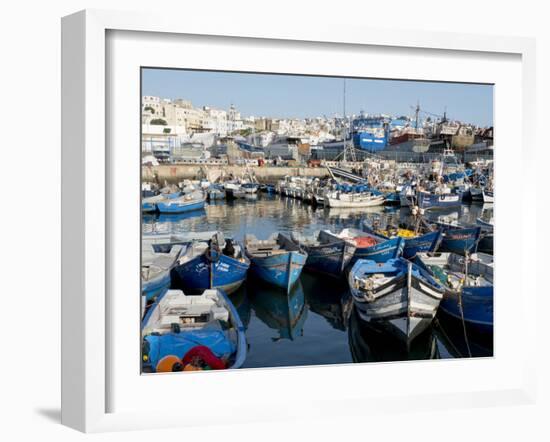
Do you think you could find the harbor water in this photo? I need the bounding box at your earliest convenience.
[143,195,494,368]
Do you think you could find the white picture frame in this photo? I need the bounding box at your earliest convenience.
[61,9,537,433]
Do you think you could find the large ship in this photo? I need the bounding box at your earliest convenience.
[432,119,475,152]
[388,126,430,153]
[386,104,430,153]
[351,114,390,152]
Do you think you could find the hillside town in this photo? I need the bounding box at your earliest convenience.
[141,95,494,166]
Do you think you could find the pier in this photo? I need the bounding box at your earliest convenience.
[142,163,333,185]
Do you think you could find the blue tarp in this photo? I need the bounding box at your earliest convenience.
[144,330,235,370]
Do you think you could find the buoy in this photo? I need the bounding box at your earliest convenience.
[156,355,184,373]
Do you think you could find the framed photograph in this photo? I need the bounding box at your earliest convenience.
[61,9,537,432]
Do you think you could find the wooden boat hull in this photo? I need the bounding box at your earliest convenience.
[439,286,493,335]
[142,289,247,371]
[383,192,401,205]
[171,248,250,295]
[348,259,444,344]
[207,190,225,200]
[142,201,157,212]
[439,226,481,255]
[289,233,354,279]
[402,230,443,259]
[362,225,442,260]
[415,252,494,335]
[156,197,206,214]
[477,232,493,254]
[248,250,307,293]
[349,236,404,267]
[417,192,462,210]
[326,194,385,208]
[142,272,171,302]
[142,194,165,212]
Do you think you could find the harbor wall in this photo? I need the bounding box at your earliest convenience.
[142,164,331,184]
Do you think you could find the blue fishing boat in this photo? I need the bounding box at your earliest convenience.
[241,182,259,194]
[322,228,404,267]
[476,217,494,254]
[141,239,183,302]
[141,194,165,213]
[170,233,250,294]
[417,190,462,210]
[156,191,206,214]
[141,289,247,372]
[383,191,401,205]
[260,184,276,194]
[244,233,308,293]
[281,231,355,279]
[348,258,444,344]
[415,252,493,335]
[224,182,244,199]
[351,115,390,152]
[438,225,481,255]
[363,221,443,260]
[207,185,225,200]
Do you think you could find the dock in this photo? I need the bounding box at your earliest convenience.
[142,163,333,185]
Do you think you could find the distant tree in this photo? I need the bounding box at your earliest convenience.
[150,118,167,126]
[163,128,172,134]
[235,128,252,137]
[144,106,155,114]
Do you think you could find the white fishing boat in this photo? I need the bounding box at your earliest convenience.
[141,240,184,303]
[324,190,385,208]
[348,258,444,344]
[312,187,325,206]
[141,289,247,371]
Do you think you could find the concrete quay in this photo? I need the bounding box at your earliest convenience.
[142,163,332,184]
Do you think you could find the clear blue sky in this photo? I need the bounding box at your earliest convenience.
[142,68,493,127]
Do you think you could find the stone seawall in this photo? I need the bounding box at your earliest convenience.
[142,164,330,184]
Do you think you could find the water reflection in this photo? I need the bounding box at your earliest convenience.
[228,287,252,329]
[301,273,351,332]
[248,280,308,342]
[348,307,441,362]
[142,209,207,234]
[143,194,493,367]
[433,313,493,358]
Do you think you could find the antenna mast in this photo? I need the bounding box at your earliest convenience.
[342,79,356,163]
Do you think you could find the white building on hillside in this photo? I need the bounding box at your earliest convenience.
[203,107,228,136]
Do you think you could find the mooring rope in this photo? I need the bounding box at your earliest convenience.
[459,251,473,357]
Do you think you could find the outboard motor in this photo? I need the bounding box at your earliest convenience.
[223,238,236,257]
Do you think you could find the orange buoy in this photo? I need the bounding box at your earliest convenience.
[156,355,183,372]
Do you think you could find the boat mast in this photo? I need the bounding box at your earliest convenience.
[343,79,346,163]
[342,79,356,163]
